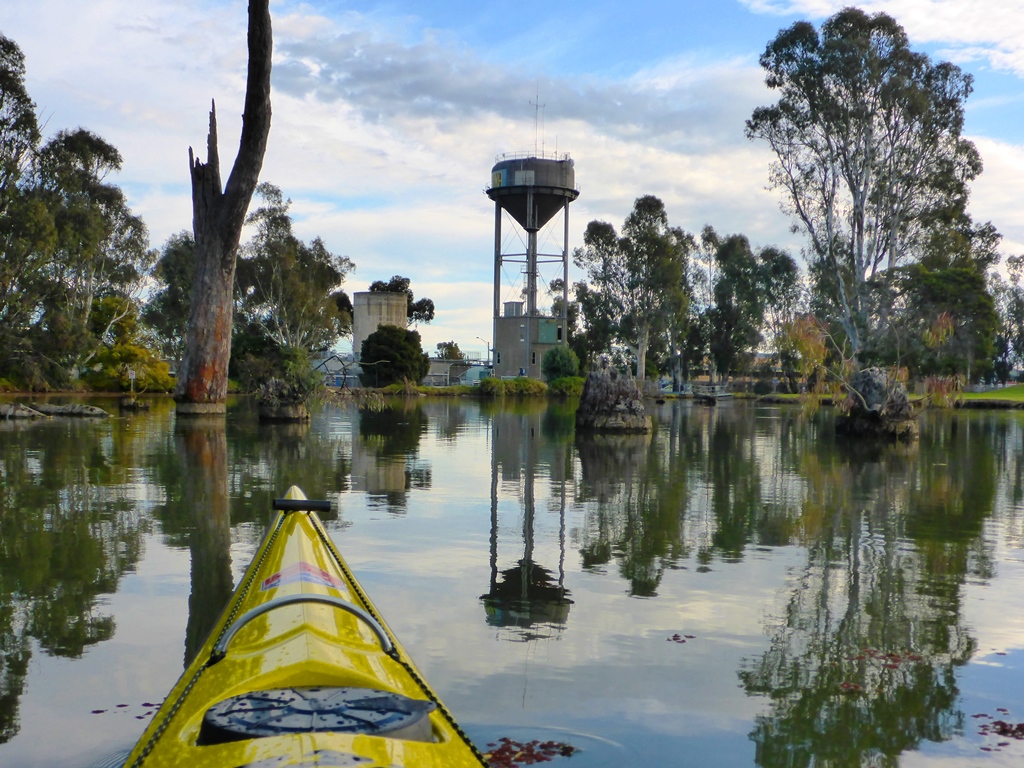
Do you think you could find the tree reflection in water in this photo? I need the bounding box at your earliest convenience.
[0,414,148,742]
[175,417,234,667]
[739,411,996,767]
[355,400,431,514]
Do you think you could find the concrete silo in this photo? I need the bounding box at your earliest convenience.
[352,291,407,359]
[486,152,579,378]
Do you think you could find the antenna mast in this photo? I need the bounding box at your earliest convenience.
[530,88,545,156]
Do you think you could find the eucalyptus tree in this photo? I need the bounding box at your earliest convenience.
[235,183,353,355]
[33,129,154,381]
[688,226,800,381]
[0,34,49,381]
[889,217,1000,381]
[0,34,38,210]
[0,35,154,387]
[143,231,197,360]
[990,256,1024,382]
[746,7,980,359]
[573,195,690,381]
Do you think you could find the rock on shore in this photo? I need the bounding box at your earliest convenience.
[0,403,111,419]
[836,367,919,440]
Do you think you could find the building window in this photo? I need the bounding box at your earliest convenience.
[496,351,501,365]
[557,326,563,341]
[531,351,537,365]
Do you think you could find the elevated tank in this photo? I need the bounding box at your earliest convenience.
[487,153,578,232]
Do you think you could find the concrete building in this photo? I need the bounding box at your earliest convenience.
[351,291,407,359]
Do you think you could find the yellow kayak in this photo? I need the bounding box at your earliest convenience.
[124,486,488,768]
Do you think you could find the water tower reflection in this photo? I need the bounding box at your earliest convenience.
[481,404,574,640]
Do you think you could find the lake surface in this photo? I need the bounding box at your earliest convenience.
[1,395,1023,767]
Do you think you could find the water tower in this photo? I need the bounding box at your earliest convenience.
[486,153,578,378]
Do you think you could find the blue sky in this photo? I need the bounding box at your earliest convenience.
[4,0,1024,356]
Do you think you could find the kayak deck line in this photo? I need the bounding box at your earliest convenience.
[123,486,489,768]
[210,593,396,662]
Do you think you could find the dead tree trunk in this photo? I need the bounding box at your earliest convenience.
[174,0,272,415]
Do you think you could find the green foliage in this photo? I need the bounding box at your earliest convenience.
[542,346,579,381]
[507,377,548,395]
[234,344,322,403]
[573,195,692,381]
[0,39,155,389]
[747,7,979,358]
[78,297,174,391]
[359,325,430,387]
[82,344,174,392]
[478,377,505,396]
[235,183,354,356]
[369,275,435,325]
[874,218,1000,382]
[548,376,585,397]
[142,231,195,360]
[478,377,549,396]
[435,340,466,360]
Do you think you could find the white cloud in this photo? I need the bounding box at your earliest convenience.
[5,0,1022,350]
[970,137,1024,256]
[740,0,1024,75]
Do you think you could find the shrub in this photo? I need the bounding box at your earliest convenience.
[542,346,579,381]
[479,377,548,396]
[360,325,430,387]
[479,377,506,396]
[82,343,175,392]
[548,376,584,397]
[753,379,774,396]
[507,377,548,396]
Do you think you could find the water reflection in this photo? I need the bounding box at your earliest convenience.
[355,401,431,513]
[0,415,147,742]
[228,406,352,519]
[482,403,574,639]
[175,417,234,666]
[1,398,1021,766]
[738,411,996,767]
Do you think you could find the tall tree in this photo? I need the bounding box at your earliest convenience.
[34,129,154,381]
[991,256,1024,383]
[435,340,465,360]
[0,36,154,388]
[746,8,980,359]
[359,325,430,387]
[143,231,196,361]
[890,217,1000,381]
[0,36,50,384]
[174,0,272,414]
[708,233,765,378]
[0,35,38,213]
[573,195,690,381]
[368,275,434,325]
[235,183,353,354]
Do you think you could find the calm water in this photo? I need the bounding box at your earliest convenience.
[1,396,1023,767]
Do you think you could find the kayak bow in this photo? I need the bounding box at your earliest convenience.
[124,486,487,768]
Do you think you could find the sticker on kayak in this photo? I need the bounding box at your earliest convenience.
[261,562,345,591]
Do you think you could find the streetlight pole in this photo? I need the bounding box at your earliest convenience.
[476,336,491,368]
